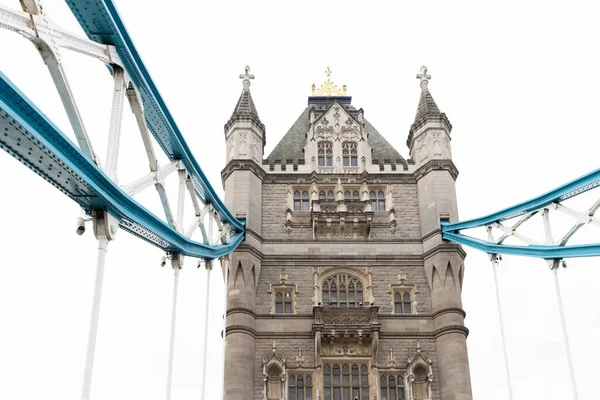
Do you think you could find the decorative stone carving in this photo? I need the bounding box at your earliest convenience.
[322,314,370,325]
[321,342,371,356]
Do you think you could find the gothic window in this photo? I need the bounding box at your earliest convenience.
[370,191,376,210]
[342,142,358,167]
[302,190,310,211]
[411,366,429,400]
[380,374,405,400]
[327,190,335,200]
[394,291,413,314]
[353,191,360,200]
[294,191,301,211]
[275,291,293,313]
[318,142,333,167]
[288,374,313,400]
[323,362,369,400]
[320,191,326,200]
[344,191,351,200]
[322,273,364,308]
[378,191,386,211]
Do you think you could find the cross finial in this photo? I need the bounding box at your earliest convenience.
[239,65,255,91]
[416,65,431,89]
[326,66,332,80]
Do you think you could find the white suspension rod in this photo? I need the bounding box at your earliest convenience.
[491,257,514,400]
[80,236,109,400]
[165,263,180,400]
[220,257,229,400]
[552,264,578,400]
[105,67,125,181]
[200,260,212,400]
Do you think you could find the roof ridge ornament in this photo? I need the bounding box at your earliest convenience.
[416,65,431,89]
[312,66,347,96]
[239,65,254,91]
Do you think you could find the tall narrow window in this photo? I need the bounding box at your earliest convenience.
[322,273,364,308]
[302,191,310,211]
[344,191,351,200]
[370,191,377,210]
[353,190,360,200]
[394,291,412,314]
[275,291,293,314]
[318,142,333,167]
[327,190,335,200]
[342,142,358,167]
[323,362,369,400]
[275,292,283,313]
[378,191,386,211]
[284,292,292,313]
[380,374,405,400]
[294,191,301,211]
[319,191,326,200]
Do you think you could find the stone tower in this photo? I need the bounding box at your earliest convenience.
[221,66,472,400]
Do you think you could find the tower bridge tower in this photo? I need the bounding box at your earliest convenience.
[221,66,472,400]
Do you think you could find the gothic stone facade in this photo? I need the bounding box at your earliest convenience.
[221,71,472,400]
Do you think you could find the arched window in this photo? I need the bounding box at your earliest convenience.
[353,191,360,200]
[327,190,334,200]
[318,142,333,167]
[394,291,412,314]
[370,191,377,210]
[342,142,358,167]
[323,362,369,400]
[380,374,405,400]
[266,364,283,400]
[288,374,312,400]
[294,191,301,211]
[322,273,364,308]
[378,191,386,211]
[412,366,429,400]
[344,191,351,200]
[275,292,283,313]
[319,191,326,200]
[302,191,310,211]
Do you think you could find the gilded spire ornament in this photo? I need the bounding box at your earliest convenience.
[312,66,347,96]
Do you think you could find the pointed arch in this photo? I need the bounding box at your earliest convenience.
[234,261,245,289]
[445,261,456,289]
[249,265,257,290]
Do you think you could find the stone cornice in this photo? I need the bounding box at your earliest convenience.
[432,307,467,319]
[407,113,453,149]
[422,243,467,260]
[413,159,459,181]
[225,325,257,338]
[260,172,418,185]
[221,159,268,182]
[226,307,257,318]
[433,325,469,339]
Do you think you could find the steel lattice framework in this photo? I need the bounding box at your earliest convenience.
[0,0,245,259]
[442,168,600,259]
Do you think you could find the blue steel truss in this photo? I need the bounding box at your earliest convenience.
[442,169,600,259]
[0,0,245,259]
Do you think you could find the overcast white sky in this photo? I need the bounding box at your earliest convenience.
[1,0,600,399]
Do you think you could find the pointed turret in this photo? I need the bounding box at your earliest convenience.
[224,66,265,164]
[407,66,453,167]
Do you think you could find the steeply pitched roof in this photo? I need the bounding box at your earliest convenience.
[265,99,405,166]
[413,87,441,123]
[224,87,265,135]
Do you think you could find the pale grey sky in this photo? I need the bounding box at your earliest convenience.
[0,0,599,399]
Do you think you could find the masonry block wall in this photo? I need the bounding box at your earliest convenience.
[222,70,472,400]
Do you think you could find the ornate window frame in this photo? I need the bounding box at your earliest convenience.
[317,267,372,308]
[388,268,419,315]
[268,269,299,314]
[322,360,371,400]
[286,371,314,400]
[379,372,407,400]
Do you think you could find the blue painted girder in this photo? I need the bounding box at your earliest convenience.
[442,169,600,259]
[63,0,244,235]
[0,70,243,259]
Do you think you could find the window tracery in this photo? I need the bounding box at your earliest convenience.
[288,373,313,400]
[323,362,369,400]
[269,268,299,314]
[322,272,364,308]
[318,141,333,167]
[370,191,386,211]
[342,142,358,167]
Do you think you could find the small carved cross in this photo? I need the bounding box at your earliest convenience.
[416,65,431,88]
[239,65,255,89]
[325,66,332,79]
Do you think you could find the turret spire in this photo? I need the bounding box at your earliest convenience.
[413,65,441,123]
[416,65,431,89]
